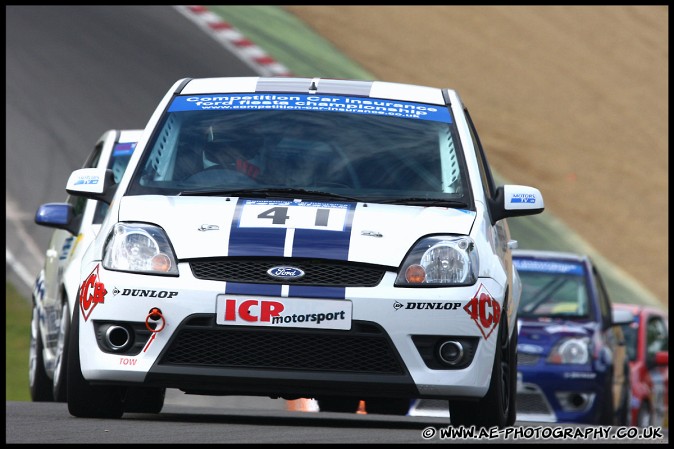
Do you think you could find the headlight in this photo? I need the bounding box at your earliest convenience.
[103,223,178,275]
[395,236,478,286]
[547,337,590,364]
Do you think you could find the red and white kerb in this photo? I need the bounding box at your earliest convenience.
[174,5,293,77]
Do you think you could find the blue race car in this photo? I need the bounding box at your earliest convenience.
[513,249,632,425]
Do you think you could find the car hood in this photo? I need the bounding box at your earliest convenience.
[117,195,476,266]
[517,318,596,355]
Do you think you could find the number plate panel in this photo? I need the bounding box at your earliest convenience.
[239,199,349,231]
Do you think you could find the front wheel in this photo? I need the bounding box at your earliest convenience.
[449,310,515,429]
[615,377,631,426]
[598,372,616,425]
[66,299,124,418]
[29,305,54,402]
[52,301,70,402]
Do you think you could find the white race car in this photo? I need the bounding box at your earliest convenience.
[30,129,141,402]
[58,77,544,428]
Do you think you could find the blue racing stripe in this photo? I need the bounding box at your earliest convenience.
[225,283,283,297]
[228,198,286,257]
[291,203,356,260]
[288,285,346,300]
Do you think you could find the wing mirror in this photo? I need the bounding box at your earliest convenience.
[489,185,545,225]
[65,168,117,204]
[34,203,81,235]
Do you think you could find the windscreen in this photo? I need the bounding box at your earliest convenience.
[127,93,471,205]
[93,140,137,224]
[514,258,591,319]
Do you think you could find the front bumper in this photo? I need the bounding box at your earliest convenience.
[517,361,608,424]
[77,262,507,400]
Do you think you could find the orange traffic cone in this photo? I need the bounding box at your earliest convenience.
[286,399,302,411]
[357,400,367,414]
[286,398,319,412]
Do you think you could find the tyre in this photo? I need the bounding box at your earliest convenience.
[316,397,361,413]
[52,301,70,402]
[598,372,615,425]
[364,398,411,415]
[637,402,653,427]
[505,326,518,427]
[66,299,124,418]
[449,310,515,429]
[124,387,166,414]
[29,305,54,402]
[615,377,631,426]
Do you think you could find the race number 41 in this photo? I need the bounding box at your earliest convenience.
[239,200,349,231]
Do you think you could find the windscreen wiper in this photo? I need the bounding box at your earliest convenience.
[178,187,362,202]
[374,197,469,208]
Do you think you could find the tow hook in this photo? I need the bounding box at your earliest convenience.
[143,307,166,352]
[145,307,166,332]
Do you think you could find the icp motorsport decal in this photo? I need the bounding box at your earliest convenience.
[80,264,107,322]
[463,284,501,339]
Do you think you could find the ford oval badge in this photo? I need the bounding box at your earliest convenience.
[267,266,305,280]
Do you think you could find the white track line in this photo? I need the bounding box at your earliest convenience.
[6,193,44,295]
[6,248,36,300]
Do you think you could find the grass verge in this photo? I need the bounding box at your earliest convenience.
[6,281,31,401]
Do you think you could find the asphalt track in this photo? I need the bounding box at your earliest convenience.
[7,399,670,444]
[5,5,666,445]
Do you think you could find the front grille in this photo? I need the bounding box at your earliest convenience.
[189,257,389,286]
[158,315,405,374]
[516,383,557,422]
[518,390,552,414]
